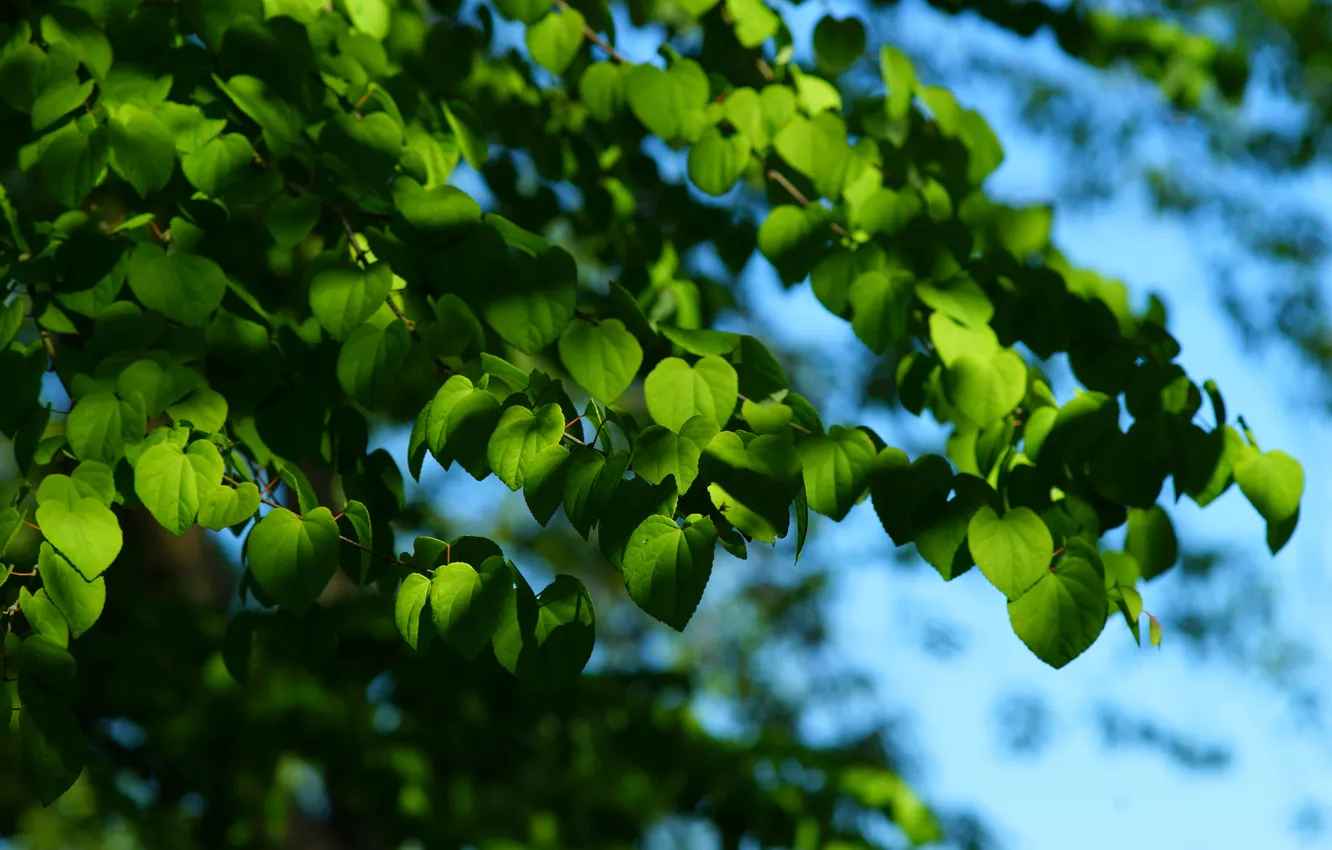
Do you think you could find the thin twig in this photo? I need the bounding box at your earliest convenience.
[766,169,852,239]
[557,0,629,64]
[335,206,370,266]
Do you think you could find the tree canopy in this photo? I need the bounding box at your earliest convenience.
[0,0,1309,844]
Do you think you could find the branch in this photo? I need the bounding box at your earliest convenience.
[766,169,852,239]
[557,0,629,64]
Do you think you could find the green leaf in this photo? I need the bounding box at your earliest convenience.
[773,112,866,199]
[35,543,105,638]
[849,270,913,353]
[811,245,886,317]
[275,460,319,515]
[392,177,480,237]
[38,121,109,207]
[725,0,779,47]
[21,697,84,806]
[345,0,391,37]
[797,426,876,521]
[156,102,227,155]
[264,192,322,248]
[813,16,866,76]
[944,350,1027,426]
[880,47,917,121]
[19,632,77,689]
[180,133,255,197]
[167,389,229,433]
[622,514,717,630]
[323,111,404,185]
[487,403,565,491]
[108,105,177,197]
[493,571,596,692]
[429,556,510,659]
[558,318,643,403]
[527,8,585,74]
[495,0,553,23]
[627,60,710,143]
[660,326,741,357]
[757,203,831,284]
[336,319,411,405]
[688,128,751,196]
[245,507,340,614]
[20,588,70,647]
[644,356,738,431]
[599,475,679,569]
[309,262,394,341]
[394,572,433,651]
[704,433,801,543]
[427,376,502,479]
[563,447,627,538]
[127,243,229,326]
[35,474,123,580]
[133,440,224,536]
[197,482,261,531]
[633,425,702,493]
[967,505,1053,600]
[442,100,488,168]
[1008,556,1107,669]
[480,246,577,354]
[31,76,94,132]
[741,398,792,435]
[580,62,626,121]
[1234,448,1303,526]
[523,445,571,526]
[1124,505,1178,581]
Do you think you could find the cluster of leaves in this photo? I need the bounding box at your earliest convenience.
[0,0,1304,812]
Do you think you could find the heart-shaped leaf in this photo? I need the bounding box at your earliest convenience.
[622,514,717,630]
[526,7,585,74]
[246,507,340,614]
[134,440,224,536]
[429,556,510,659]
[487,403,565,490]
[394,572,433,651]
[644,356,738,431]
[127,242,228,326]
[35,476,122,580]
[1008,556,1107,669]
[197,482,261,531]
[797,425,876,521]
[35,543,105,638]
[813,16,866,76]
[633,425,703,493]
[967,505,1053,600]
[688,128,751,196]
[1234,448,1303,526]
[558,317,643,402]
[309,262,394,341]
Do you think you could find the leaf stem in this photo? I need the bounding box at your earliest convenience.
[558,0,629,64]
[765,169,852,239]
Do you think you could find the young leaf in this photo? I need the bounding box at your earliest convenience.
[34,474,123,580]
[558,318,643,403]
[429,557,510,660]
[35,543,105,639]
[644,356,739,431]
[967,506,1053,600]
[1008,556,1107,669]
[394,573,433,651]
[309,263,394,341]
[487,403,565,491]
[621,514,717,631]
[245,507,341,614]
[797,425,877,521]
[632,426,703,494]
